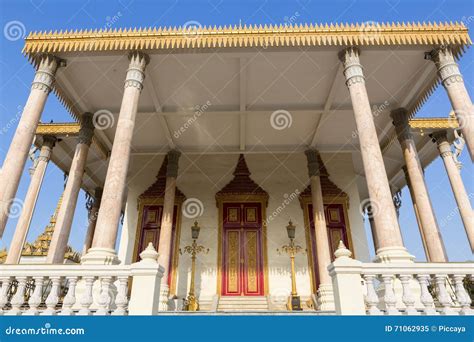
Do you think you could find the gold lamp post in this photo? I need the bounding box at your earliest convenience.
[180,221,209,311]
[277,220,304,311]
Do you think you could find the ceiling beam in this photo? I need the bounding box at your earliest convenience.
[56,75,113,151]
[144,71,176,149]
[131,144,358,156]
[380,63,436,154]
[310,63,343,147]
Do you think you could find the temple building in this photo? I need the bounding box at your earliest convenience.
[0,22,472,315]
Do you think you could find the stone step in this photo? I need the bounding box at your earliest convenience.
[217,296,269,311]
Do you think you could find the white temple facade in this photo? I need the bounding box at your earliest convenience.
[0,22,472,315]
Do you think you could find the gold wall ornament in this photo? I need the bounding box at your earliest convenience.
[277,221,305,311]
[180,222,209,312]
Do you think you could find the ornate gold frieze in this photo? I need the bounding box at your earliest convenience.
[35,123,108,160]
[409,117,459,129]
[23,22,471,55]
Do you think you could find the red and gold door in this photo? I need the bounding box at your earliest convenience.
[222,203,264,296]
[135,204,179,287]
[307,203,350,288]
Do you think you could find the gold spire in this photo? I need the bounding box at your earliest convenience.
[21,192,80,263]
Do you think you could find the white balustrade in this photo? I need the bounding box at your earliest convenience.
[328,242,473,315]
[0,243,164,316]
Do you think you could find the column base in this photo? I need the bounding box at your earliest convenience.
[81,247,120,265]
[375,246,415,263]
[316,283,335,311]
[158,284,170,311]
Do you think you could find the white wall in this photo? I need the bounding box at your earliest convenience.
[118,152,370,300]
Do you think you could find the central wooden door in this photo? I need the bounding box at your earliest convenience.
[222,203,264,296]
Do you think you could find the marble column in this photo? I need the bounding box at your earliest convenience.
[402,166,428,257]
[391,108,447,262]
[46,113,94,264]
[157,150,181,311]
[83,51,149,265]
[305,149,334,311]
[432,130,474,251]
[363,201,379,252]
[0,54,61,237]
[429,47,473,161]
[5,135,56,264]
[82,188,103,255]
[339,47,413,262]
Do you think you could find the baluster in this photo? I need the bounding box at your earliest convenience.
[25,276,45,315]
[452,275,473,315]
[59,276,78,316]
[0,277,12,315]
[112,276,129,316]
[434,275,456,315]
[399,275,418,315]
[381,275,400,315]
[78,276,95,316]
[7,277,28,315]
[41,277,61,316]
[364,274,382,315]
[417,274,438,315]
[95,276,113,316]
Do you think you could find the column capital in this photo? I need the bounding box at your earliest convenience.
[78,112,95,145]
[166,150,181,178]
[427,46,463,86]
[304,149,325,177]
[338,47,365,86]
[125,51,150,91]
[41,135,57,148]
[431,130,452,158]
[31,54,64,94]
[390,108,413,142]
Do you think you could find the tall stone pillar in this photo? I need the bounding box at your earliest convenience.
[82,188,103,255]
[5,135,56,264]
[363,201,379,252]
[304,149,334,311]
[391,108,448,262]
[82,51,149,265]
[46,113,94,264]
[431,130,474,251]
[429,47,473,161]
[157,150,181,311]
[402,166,428,257]
[0,54,61,237]
[339,47,413,262]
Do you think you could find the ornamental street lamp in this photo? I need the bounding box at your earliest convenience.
[277,220,304,311]
[180,221,209,311]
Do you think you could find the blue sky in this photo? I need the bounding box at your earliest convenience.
[0,0,473,261]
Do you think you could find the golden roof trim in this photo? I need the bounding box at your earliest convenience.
[36,123,109,160]
[409,117,459,129]
[23,21,471,54]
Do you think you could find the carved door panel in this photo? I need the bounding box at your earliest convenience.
[137,205,178,286]
[307,203,349,288]
[222,203,264,296]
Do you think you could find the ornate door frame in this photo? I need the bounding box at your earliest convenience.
[299,195,354,293]
[216,195,269,296]
[132,197,184,295]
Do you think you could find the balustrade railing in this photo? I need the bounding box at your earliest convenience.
[328,242,473,315]
[0,243,164,316]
